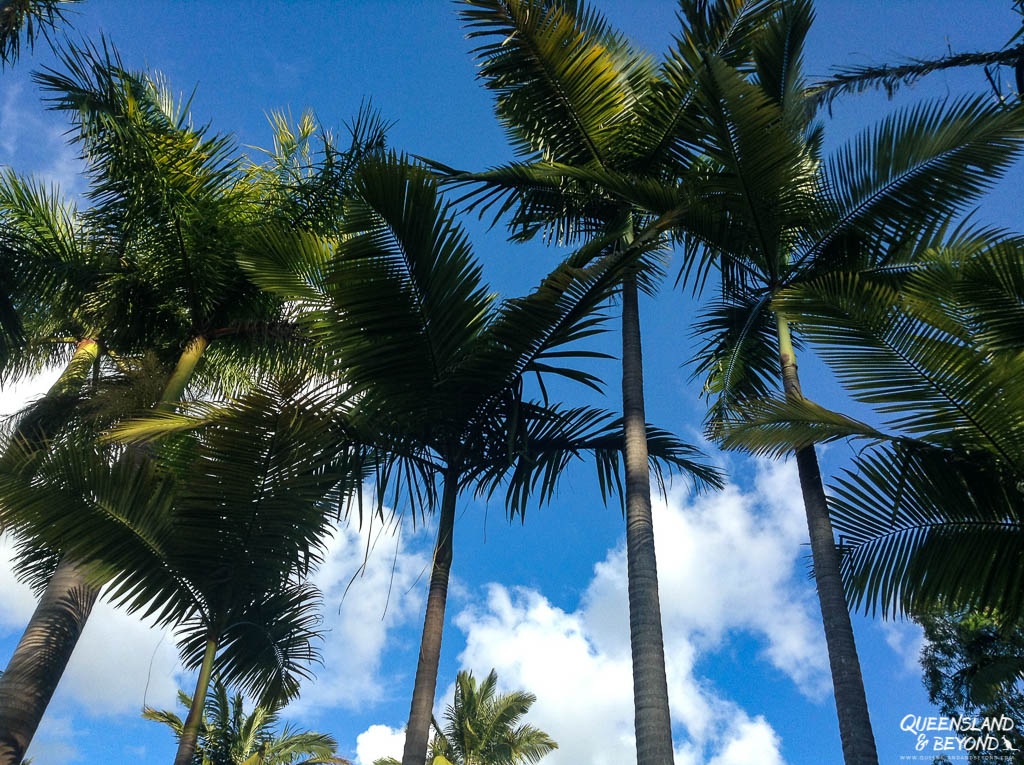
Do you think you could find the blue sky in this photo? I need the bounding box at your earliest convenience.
[1,1,1022,763]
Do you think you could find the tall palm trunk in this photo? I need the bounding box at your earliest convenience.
[174,636,218,765]
[0,335,207,765]
[0,337,100,765]
[621,275,675,765]
[776,316,877,765]
[402,469,458,765]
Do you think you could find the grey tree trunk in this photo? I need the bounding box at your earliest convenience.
[0,558,99,764]
[621,275,675,765]
[777,316,877,765]
[401,470,458,765]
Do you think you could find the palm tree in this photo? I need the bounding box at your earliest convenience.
[144,676,348,765]
[432,3,779,760]
[370,668,557,765]
[0,42,377,761]
[428,669,556,765]
[716,239,1024,624]
[0,0,79,68]
[651,4,1024,760]
[0,378,362,765]
[449,1,1024,759]
[237,155,720,765]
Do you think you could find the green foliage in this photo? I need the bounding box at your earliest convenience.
[0,378,363,704]
[427,669,556,765]
[239,154,721,523]
[0,0,79,67]
[718,244,1024,621]
[144,676,348,764]
[919,611,1024,763]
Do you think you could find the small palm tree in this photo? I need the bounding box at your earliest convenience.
[145,676,348,765]
[428,669,556,765]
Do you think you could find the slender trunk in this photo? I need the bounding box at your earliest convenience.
[0,336,207,765]
[776,316,877,765]
[621,275,674,765]
[174,637,218,765]
[402,470,458,765]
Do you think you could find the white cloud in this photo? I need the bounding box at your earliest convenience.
[288,513,432,715]
[0,368,61,419]
[448,459,825,764]
[355,723,405,765]
[707,717,785,765]
[0,536,40,630]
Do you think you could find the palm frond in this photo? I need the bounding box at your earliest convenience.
[830,444,1024,621]
[715,393,888,458]
[0,0,79,66]
[772,271,1024,460]
[467,401,722,520]
[801,97,1024,272]
[628,0,780,172]
[459,0,653,167]
[808,44,1024,111]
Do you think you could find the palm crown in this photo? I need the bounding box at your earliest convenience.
[718,240,1024,623]
[237,152,719,765]
[429,669,556,765]
[144,675,349,765]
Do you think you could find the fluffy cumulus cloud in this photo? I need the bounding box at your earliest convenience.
[440,459,827,764]
[355,723,405,765]
[880,620,927,674]
[288,513,432,714]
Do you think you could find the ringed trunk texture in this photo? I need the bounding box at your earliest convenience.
[174,637,218,765]
[777,316,877,765]
[401,471,458,765]
[621,276,675,765]
[0,336,207,765]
